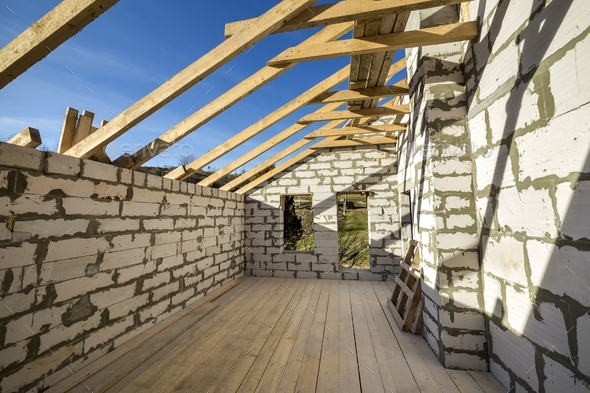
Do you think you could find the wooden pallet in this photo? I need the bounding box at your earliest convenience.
[388,239,424,334]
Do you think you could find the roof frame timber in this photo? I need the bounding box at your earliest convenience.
[297,106,410,124]
[63,0,318,159]
[0,0,119,89]
[304,124,407,139]
[224,0,475,38]
[199,57,406,187]
[310,136,397,149]
[229,95,405,194]
[267,21,479,67]
[308,82,409,105]
[165,64,352,181]
[111,22,353,169]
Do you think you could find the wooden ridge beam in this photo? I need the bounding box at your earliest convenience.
[268,21,479,67]
[7,127,42,148]
[64,0,317,159]
[72,110,95,145]
[304,124,406,139]
[225,0,474,38]
[310,136,397,149]
[308,83,409,105]
[165,64,351,181]
[0,0,118,89]
[297,106,410,124]
[110,23,353,169]
[198,101,344,187]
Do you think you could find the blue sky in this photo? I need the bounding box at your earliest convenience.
[1,1,405,173]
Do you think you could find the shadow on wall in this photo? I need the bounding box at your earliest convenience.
[465,0,590,391]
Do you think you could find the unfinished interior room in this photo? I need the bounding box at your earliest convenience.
[0,0,588,392]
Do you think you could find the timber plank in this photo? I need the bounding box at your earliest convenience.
[316,279,340,393]
[252,280,318,393]
[117,278,283,393]
[293,278,331,392]
[7,127,41,148]
[275,280,325,392]
[339,281,362,393]
[349,281,385,393]
[181,278,303,393]
[268,22,479,67]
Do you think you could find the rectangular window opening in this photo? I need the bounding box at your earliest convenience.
[283,194,314,252]
[338,192,369,270]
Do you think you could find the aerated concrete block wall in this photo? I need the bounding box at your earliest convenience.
[0,143,245,393]
[395,7,487,371]
[463,0,590,391]
[244,147,402,280]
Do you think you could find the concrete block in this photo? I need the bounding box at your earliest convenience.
[444,196,472,210]
[142,271,171,290]
[0,341,83,393]
[148,243,178,260]
[524,302,570,359]
[105,293,148,320]
[483,235,528,286]
[139,300,170,323]
[40,255,97,284]
[151,281,179,302]
[143,218,175,231]
[40,313,102,352]
[117,260,156,284]
[516,110,590,183]
[526,240,590,306]
[433,175,473,193]
[2,194,59,216]
[161,203,187,216]
[81,159,118,182]
[0,340,28,370]
[0,143,44,171]
[175,218,197,229]
[44,237,110,262]
[119,168,133,185]
[483,273,503,319]
[94,182,128,200]
[489,322,538,392]
[45,152,81,176]
[131,188,165,204]
[543,355,590,393]
[496,185,557,237]
[100,248,145,271]
[555,181,590,242]
[436,231,478,251]
[145,174,162,189]
[154,231,182,246]
[84,315,135,352]
[110,232,152,252]
[96,218,139,234]
[13,218,89,241]
[505,283,533,334]
[90,284,135,310]
[121,201,160,217]
[158,254,184,271]
[577,312,590,378]
[63,197,120,216]
[133,171,146,187]
[444,352,487,371]
[53,273,114,302]
[0,290,35,319]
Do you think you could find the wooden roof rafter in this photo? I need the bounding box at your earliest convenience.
[61,0,318,159]
[224,0,476,38]
[165,64,353,181]
[110,22,354,169]
[199,57,407,187]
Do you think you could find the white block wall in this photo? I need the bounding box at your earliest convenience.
[244,146,402,280]
[0,143,245,393]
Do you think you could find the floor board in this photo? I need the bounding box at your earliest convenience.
[59,277,507,393]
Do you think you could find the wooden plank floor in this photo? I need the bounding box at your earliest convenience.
[53,277,506,393]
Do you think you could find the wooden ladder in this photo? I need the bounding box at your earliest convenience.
[388,239,424,334]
